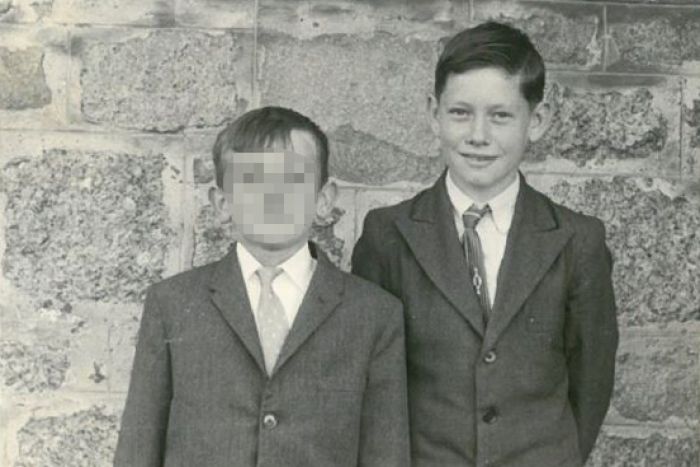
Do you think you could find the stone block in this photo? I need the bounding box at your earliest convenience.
[259,0,468,40]
[0,26,69,129]
[531,175,700,327]
[257,31,437,160]
[0,147,176,308]
[13,405,119,467]
[0,45,50,110]
[175,0,255,28]
[77,29,253,132]
[606,5,700,73]
[0,338,69,393]
[330,124,443,185]
[0,0,52,23]
[50,0,175,26]
[613,335,699,423]
[587,429,699,467]
[473,1,603,69]
[682,77,700,176]
[527,74,681,175]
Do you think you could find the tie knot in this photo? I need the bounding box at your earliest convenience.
[462,204,491,229]
[256,267,283,289]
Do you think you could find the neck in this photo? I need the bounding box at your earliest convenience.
[240,238,308,267]
[448,171,518,204]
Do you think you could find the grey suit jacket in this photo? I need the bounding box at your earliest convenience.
[115,243,409,467]
[352,172,618,467]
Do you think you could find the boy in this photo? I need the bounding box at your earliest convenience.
[115,106,409,467]
[352,22,618,467]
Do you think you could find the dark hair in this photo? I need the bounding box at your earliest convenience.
[434,21,545,107]
[212,106,329,188]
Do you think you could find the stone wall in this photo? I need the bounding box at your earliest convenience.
[0,1,698,465]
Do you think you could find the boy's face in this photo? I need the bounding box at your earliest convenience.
[429,66,548,201]
[217,129,333,250]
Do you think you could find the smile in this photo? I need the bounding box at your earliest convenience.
[459,153,499,161]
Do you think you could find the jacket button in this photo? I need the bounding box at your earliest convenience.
[262,413,278,429]
[483,350,497,364]
[482,407,498,424]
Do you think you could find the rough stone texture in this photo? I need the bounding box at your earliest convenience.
[0,340,69,393]
[80,30,252,132]
[50,0,174,26]
[682,77,700,175]
[0,0,53,22]
[532,77,677,170]
[606,6,700,72]
[258,32,436,160]
[587,431,699,467]
[0,150,174,307]
[330,125,443,185]
[546,177,700,326]
[474,1,603,69]
[0,1,10,15]
[192,186,348,268]
[0,46,51,110]
[613,336,699,422]
[193,155,215,184]
[175,0,255,28]
[259,0,468,40]
[14,406,119,467]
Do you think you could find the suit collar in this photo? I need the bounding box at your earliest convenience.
[485,174,572,346]
[399,171,571,341]
[208,242,344,377]
[398,170,487,336]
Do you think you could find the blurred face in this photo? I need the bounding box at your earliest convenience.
[220,129,329,250]
[430,67,547,201]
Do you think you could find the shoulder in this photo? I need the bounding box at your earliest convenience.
[341,270,403,316]
[145,260,219,305]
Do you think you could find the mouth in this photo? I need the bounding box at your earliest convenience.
[459,153,499,162]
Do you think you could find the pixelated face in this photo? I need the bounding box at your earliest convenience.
[221,129,321,249]
[430,67,547,201]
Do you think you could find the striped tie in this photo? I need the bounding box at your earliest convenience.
[255,267,289,375]
[462,204,492,323]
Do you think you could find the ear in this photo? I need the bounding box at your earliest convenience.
[208,185,231,222]
[527,101,551,143]
[315,179,338,219]
[428,93,441,136]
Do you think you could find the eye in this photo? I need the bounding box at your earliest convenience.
[448,108,471,118]
[242,172,256,183]
[491,111,512,122]
[284,173,307,183]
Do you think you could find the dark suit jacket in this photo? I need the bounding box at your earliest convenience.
[114,243,409,467]
[352,172,618,467]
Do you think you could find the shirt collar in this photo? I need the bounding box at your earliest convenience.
[445,170,520,234]
[236,242,315,290]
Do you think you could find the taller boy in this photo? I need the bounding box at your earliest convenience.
[353,22,619,467]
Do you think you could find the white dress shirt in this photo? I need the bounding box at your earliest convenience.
[445,171,520,307]
[237,242,316,328]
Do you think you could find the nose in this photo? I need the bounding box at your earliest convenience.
[465,115,490,147]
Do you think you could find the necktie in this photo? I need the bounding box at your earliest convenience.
[255,267,289,375]
[463,204,492,322]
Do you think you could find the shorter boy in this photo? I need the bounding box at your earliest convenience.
[115,106,409,467]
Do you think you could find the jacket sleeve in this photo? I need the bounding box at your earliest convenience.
[114,286,172,467]
[357,298,410,467]
[565,218,619,462]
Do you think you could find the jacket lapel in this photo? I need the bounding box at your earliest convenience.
[208,246,267,374]
[273,246,344,374]
[485,177,573,347]
[396,171,486,337]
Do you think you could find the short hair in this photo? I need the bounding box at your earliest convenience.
[212,106,329,188]
[434,21,545,107]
